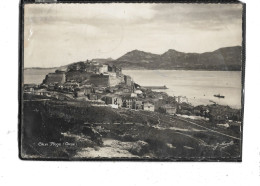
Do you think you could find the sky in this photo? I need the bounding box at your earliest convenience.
[24,3,243,68]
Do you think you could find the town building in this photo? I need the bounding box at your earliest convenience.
[75,85,95,97]
[47,84,56,91]
[124,75,132,86]
[134,89,142,95]
[34,89,50,96]
[175,96,189,104]
[143,102,155,112]
[160,105,177,115]
[154,99,167,110]
[133,100,143,110]
[102,95,122,108]
[122,88,131,93]
[121,94,136,109]
[63,82,79,91]
[74,88,85,97]
[98,65,108,74]
[24,84,37,94]
[130,93,137,98]
[88,93,98,100]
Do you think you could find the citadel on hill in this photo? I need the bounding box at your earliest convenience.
[43,60,127,89]
[24,60,180,113]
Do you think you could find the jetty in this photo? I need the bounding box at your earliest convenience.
[142,85,168,90]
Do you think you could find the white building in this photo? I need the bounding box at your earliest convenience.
[134,90,142,95]
[131,93,137,98]
[175,96,189,103]
[99,65,108,74]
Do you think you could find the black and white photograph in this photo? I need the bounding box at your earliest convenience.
[5,0,260,185]
[20,2,244,161]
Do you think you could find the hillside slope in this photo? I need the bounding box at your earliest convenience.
[112,46,242,70]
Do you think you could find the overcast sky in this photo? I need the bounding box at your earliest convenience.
[24,3,243,68]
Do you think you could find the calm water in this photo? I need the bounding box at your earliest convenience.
[123,70,242,109]
[24,69,242,109]
[24,69,56,84]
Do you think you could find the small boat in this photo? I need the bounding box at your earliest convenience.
[214,94,225,98]
[209,100,216,103]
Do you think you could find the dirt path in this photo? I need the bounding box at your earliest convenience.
[137,111,241,140]
[174,117,241,140]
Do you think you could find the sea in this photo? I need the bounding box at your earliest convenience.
[24,68,56,84]
[123,70,242,109]
[24,69,242,109]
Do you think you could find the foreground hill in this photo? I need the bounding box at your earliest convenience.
[111,46,242,71]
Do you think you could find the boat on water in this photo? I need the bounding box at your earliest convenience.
[214,94,225,98]
[209,100,217,104]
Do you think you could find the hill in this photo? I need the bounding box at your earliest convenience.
[111,46,242,71]
[24,46,242,71]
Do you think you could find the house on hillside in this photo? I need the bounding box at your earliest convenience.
[175,96,189,104]
[63,82,79,91]
[154,99,167,110]
[98,65,108,74]
[143,102,155,112]
[34,89,50,96]
[122,94,136,109]
[88,93,98,100]
[102,95,122,108]
[159,104,177,115]
[131,93,137,98]
[24,84,38,94]
[74,85,94,98]
[133,100,143,110]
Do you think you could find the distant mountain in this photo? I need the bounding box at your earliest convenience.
[111,46,242,71]
[117,50,161,64]
[24,46,242,71]
[91,58,114,64]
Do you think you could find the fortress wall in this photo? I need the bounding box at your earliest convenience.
[89,74,110,87]
[43,73,66,85]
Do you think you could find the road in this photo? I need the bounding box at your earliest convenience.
[173,116,241,140]
[136,111,241,141]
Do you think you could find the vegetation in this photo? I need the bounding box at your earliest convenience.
[21,99,241,160]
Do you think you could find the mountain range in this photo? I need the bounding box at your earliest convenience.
[25,46,242,71]
[109,46,242,71]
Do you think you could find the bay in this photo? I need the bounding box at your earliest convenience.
[24,68,56,84]
[123,70,242,109]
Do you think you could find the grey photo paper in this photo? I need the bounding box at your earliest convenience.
[20,0,245,161]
